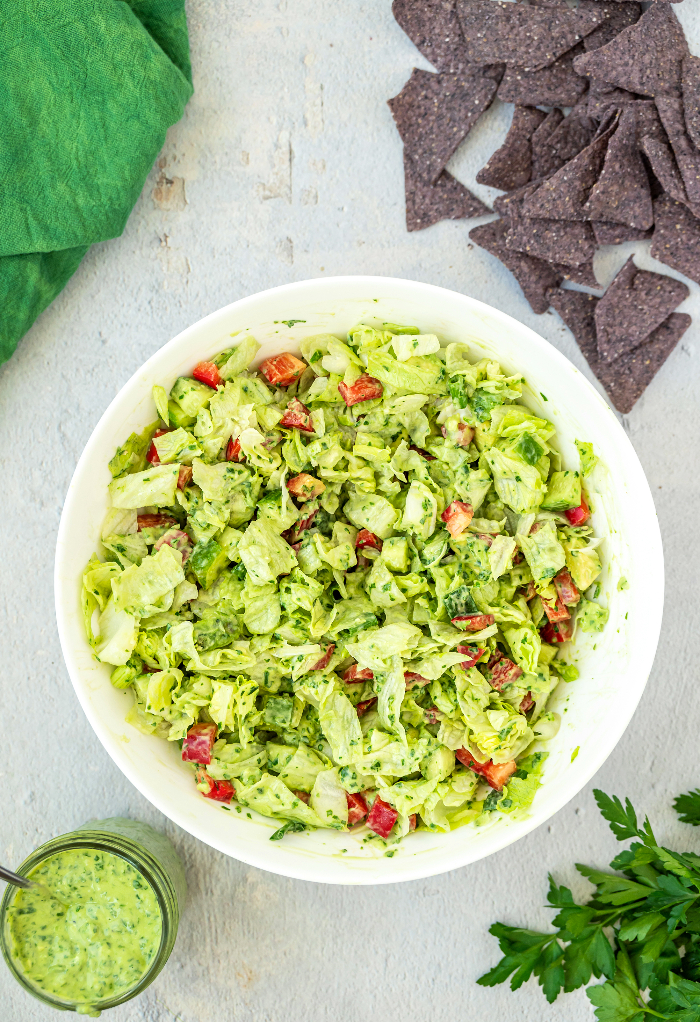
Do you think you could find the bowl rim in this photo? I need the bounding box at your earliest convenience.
[54,275,664,884]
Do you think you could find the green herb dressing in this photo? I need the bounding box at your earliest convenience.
[8,847,161,1005]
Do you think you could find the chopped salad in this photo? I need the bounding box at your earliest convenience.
[82,323,607,844]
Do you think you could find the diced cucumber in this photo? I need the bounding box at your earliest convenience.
[170,377,214,418]
[189,539,230,589]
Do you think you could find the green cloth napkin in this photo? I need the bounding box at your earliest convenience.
[0,0,193,366]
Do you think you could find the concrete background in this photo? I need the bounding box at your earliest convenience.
[2,1,700,1018]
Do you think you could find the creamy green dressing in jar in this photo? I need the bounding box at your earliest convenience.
[0,819,186,1016]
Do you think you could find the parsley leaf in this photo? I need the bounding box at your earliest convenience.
[674,790,700,827]
[593,789,656,845]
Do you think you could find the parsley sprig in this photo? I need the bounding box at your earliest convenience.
[478,788,700,1020]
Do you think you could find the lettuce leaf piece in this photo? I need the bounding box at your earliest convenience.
[170,377,216,418]
[344,621,422,671]
[108,422,159,478]
[310,768,348,829]
[375,655,407,742]
[503,622,541,674]
[219,335,260,379]
[381,777,438,815]
[271,743,328,791]
[235,772,323,827]
[519,521,566,583]
[243,583,282,634]
[488,535,517,580]
[400,480,437,540]
[238,518,298,584]
[575,440,597,477]
[94,598,139,666]
[366,558,406,609]
[257,488,300,533]
[366,350,445,395]
[497,751,548,815]
[101,508,138,540]
[108,464,179,509]
[318,689,363,765]
[344,493,398,540]
[102,533,149,569]
[153,428,201,465]
[562,538,602,591]
[483,449,545,514]
[208,742,267,782]
[112,545,185,616]
[455,466,492,512]
[391,333,441,362]
[191,459,250,503]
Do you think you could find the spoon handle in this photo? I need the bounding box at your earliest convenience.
[0,865,33,889]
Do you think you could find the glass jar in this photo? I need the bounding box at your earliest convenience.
[0,817,186,1017]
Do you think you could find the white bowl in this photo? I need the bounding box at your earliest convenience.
[55,276,663,885]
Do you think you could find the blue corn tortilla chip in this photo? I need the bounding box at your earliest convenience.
[583,2,641,53]
[573,4,688,99]
[470,218,562,314]
[656,95,700,208]
[392,0,504,75]
[388,68,497,185]
[640,135,700,216]
[683,57,700,150]
[476,106,547,190]
[592,221,651,245]
[523,115,618,222]
[530,109,566,179]
[548,287,689,414]
[594,255,689,363]
[650,193,700,287]
[497,43,587,108]
[455,0,606,73]
[404,153,490,231]
[587,81,638,121]
[543,95,598,163]
[506,199,596,267]
[552,260,599,289]
[582,106,653,229]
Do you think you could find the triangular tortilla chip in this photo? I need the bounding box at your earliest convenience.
[388,68,497,185]
[573,4,688,98]
[641,135,700,214]
[650,193,700,287]
[549,288,689,414]
[404,155,490,231]
[656,95,700,207]
[582,107,653,228]
[470,218,562,314]
[683,56,700,150]
[392,0,469,74]
[592,221,651,245]
[497,43,587,108]
[476,106,547,190]
[583,2,641,53]
[506,201,596,266]
[531,109,566,179]
[595,255,689,363]
[523,116,617,221]
[553,260,599,289]
[455,0,606,73]
[587,82,638,121]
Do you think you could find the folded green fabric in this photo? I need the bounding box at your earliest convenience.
[0,0,193,365]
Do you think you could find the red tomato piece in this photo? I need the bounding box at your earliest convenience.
[283,508,319,544]
[409,814,417,831]
[542,596,571,624]
[154,528,193,563]
[137,513,177,530]
[356,697,378,717]
[541,618,574,643]
[522,581,537,601]
[259,352,307,387]
[343,664,374,683]
[456,423,475,447]
[346,792,369,826]
[404,672,430,690]
[441,500,474,539]
[146,428,170,465]
[192,361,223,389]
[408,445,435,461]
[355,529,382,551]
[287,472,325,501]
[366,796,398,838]
[553,568,580,606]
[310,644,335,671]
[490,658,523,691]
[226,437,245,462]
[455,748,517,791]
[457,644,484,669]
[338,374,383,407]
[424,706,443,724]
[519,692,535,714]
[293,790,311,805]
[182,722,218,764]
[451,613,495,631]
[565,494,590,526]
[177,465,193,490]
[280,397,314,433]
[194,766,235,803]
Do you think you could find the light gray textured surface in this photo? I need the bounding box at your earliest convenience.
[2,1,700,1019]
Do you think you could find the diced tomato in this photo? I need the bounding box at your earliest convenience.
[404,672,430,690]
[154,528,193,563]
[441,500,474,539]
[311,644,335,671]
[408,445,435,461]
[424,706,443,724]
[452,613,495,631]
[338,374,383,407]
[366,796,398,838]
[409,814,417,831]
[347,792,369,826]
[177,465,193,490]
[512,549,524,564]
[137,513,177,530]
[565,494,590,526]
[194,766,235,803]
[287,472,325,501]
[343,664,374,683]
[356,697,378,717]
[490,658,523,691]
[541,618,574,643]
[519,692,534,714]
[522,581,537,601]
[226,437,245,462]
[542,596,571,624]
[356,529,382,551]
[259,352,307,387]
[146,428,170,465]
[293,790,311,805]
[457,423,475,447]
[280,397,314,433]
[283,507,319,544]
[182,722,218,764]
[553,568,580,606]
[192,361,222,389]
[487,650,503,670]
[455,748,517,791]
[457,644,484,669]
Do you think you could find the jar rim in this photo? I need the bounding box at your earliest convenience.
[0,828,180,1013]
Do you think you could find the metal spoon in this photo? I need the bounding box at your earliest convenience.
[0,864,68,906]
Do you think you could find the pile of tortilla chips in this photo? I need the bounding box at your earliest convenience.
[389,0,697,413]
